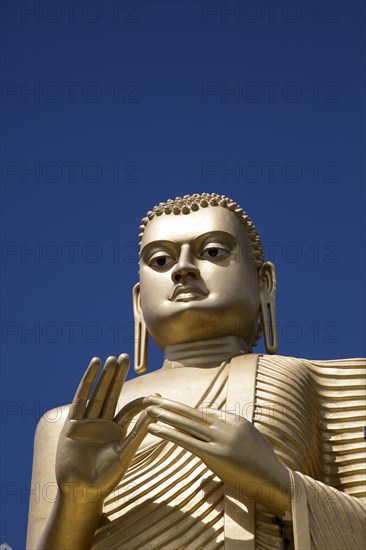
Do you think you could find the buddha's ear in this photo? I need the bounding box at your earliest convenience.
[132,283,148,374]
[132,282,142,317]
[258,262,278,354]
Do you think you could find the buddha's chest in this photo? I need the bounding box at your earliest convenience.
[119,366,226,410]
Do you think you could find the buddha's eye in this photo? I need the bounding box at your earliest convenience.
[149,254,175,269]
[201,244,230,260]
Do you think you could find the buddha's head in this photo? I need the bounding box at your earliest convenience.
[133,193,277,372]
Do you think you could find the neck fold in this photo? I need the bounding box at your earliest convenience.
[163,336,247,368]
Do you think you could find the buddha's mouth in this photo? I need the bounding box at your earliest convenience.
[169,285,209,301]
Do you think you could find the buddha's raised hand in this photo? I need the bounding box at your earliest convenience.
[146,398,292,520]
[56,354,160,503]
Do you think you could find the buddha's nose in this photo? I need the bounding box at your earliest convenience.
[171,246,200,283]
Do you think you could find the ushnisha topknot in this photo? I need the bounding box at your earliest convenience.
[138,192,265,268]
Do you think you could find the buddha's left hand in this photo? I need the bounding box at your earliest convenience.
[146,398,292,520]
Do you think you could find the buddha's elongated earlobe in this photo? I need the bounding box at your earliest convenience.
[258,262,278,354]
[132,283,148,374]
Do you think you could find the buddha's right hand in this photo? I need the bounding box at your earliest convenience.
[55,354,159,505]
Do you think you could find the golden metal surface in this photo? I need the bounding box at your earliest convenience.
[27,193,365,549]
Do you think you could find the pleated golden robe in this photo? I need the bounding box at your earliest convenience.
[91,355,366,549]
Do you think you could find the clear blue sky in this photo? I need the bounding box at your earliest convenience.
[1,1,365,547]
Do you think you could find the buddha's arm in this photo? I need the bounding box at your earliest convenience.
[27,356,159,550]
[34,490,103,550]
[26,405,68,549]
[291,471,366,549]
[289,357,366,548]
[146,397,366,548]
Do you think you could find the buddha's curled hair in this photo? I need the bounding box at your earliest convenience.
[138,192,265,269]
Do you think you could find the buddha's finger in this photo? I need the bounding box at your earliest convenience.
[147,407,211,441]
[152,397,219,425]
[85,356,118,419]
[101,354,130,420]
[117,410,155,456]
[70,357,101,420]
[147,423,206,457]
[115,394,162,432]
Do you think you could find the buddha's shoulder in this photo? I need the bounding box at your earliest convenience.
[34,403,69,444]
[259,354,365,366]
[256,354,365,378]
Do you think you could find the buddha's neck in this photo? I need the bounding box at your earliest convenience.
[163,336,247,368]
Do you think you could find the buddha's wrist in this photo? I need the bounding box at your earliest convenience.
[57,482,105,507]
[56,486,104,516]
[260,463,292,520]
[230,460,292,518]
[36,492,103,550]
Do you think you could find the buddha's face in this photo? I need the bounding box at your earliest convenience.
[138,206,261,349]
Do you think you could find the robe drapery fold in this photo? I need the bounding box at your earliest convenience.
[91,356,365,549]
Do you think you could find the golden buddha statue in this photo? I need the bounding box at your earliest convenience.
[27,193,365,549]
